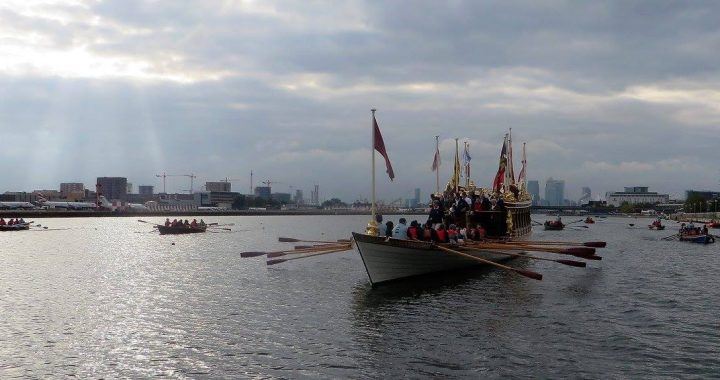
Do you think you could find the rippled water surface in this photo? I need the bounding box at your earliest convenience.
[1,215,718,378]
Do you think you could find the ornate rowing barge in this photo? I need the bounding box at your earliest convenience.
[157,225,207,235]
[354,201,532,285]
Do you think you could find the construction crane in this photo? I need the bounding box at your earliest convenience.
[155,172,197,194]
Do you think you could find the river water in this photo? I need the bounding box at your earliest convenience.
[0,215,718,378]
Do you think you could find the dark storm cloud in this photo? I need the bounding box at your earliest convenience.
[0,0,719,200]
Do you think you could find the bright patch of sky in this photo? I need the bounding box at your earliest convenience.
[1,0,719,201]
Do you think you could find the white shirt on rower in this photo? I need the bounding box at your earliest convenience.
[393,222,408,240]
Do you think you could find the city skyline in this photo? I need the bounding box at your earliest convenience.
[1,2,719,201]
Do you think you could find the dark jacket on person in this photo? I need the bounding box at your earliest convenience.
[429,208,444,224]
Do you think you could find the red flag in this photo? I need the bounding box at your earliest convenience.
[373,115,395,180]
[492,136,507,192]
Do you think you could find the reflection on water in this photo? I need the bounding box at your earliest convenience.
[0,216,718,378]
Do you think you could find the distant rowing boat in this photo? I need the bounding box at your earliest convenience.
[678,234,715,244]
[544,221,564,231]
[0,223,30,231]
[157,225,207,235]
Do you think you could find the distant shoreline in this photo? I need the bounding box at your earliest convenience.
[0,208,629,218]
[0,209,430,218]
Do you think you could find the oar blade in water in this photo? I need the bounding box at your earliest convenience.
[557,259,587,268]
[266,258,287,266]
[516,269,543,281]
[240,251,267,258]
[563,247,596,257]
[584,241,607,248]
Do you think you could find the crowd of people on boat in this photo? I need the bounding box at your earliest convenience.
[164,218,206,229]
[376,189,511,243]
[650,218,664,228]
[679,222,708,236]
[0,218,26,226]
[379,217,487,244]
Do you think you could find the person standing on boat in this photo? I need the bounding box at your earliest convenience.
[428,202,444,228]
[702,225,708,236]
[199,219,206,227]
[393,218,408,240]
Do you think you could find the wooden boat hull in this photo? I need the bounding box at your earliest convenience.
[648,225,665,230]
[0,224,30,231]
[678,234,715,244]
[157,226,207,235]
[353,233,523,285]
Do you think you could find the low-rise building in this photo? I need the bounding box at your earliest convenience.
[606,187,669,207]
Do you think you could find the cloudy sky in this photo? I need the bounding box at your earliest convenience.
[1,0,719,201]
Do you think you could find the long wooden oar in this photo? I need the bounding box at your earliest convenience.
[466,241,600,260]
[267,246,353,265]
[137,219,159,226]
[459,246,587,267]
[209,223,235,227]
[279,237,352,244]
[241,243,350,258]
[434,244,542,280]
[269,243,352,258]
[512,240,607,248]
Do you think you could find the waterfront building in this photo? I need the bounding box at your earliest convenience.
[60,183,84,198]
[311,184,319,205]
[96,177,128,201]
[139,185,154,195]
[273,192,292,203]
[206,181,232,192]
[254,186,271,200]
[196,191,240,208]
[126,183,133,194]
[605,187,669,207]
[1,192,38,202]
[544,178,565,207]
[579,187,592,205]
[685,190,720,201]
[294,189,304,205]
[527,180,540,205]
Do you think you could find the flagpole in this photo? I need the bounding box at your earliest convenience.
[465,140,470,189]
[435,135,440,194]
[371,109,376,230]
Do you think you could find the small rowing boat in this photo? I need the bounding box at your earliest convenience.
[544,221,565,231]
[584,217,595,224]
[678,234,715,244]
[0,223,30,231]
[157,225,207,235]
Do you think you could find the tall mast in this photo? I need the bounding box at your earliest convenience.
[465,140,470,188]
[370,109,377,234]
[435,135,440,194]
